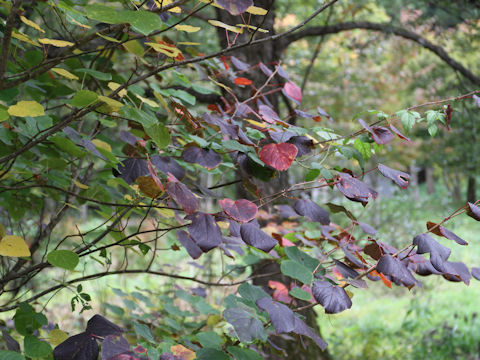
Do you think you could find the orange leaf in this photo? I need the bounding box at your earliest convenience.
[234,77,252,86]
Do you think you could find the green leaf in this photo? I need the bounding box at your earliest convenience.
[133,322,155,343]
[145,123,170,149]
[428,123,438,137]
[169,89,196,105]
[47,250,79,270]
[0,351,25,360]
[398,110,420,134]
[197,348,229,360]
[238,283,270,304]
[227,346,263,360]
[119,106,157,128]
[280,259,313,285]
[197,331,224,348]
[72,90,98,107]
[24,335,52,358]
[289,287,312,301]
[116,10,166,35]
[285,246,320,272]
[75,68,112,81]
[0,108,9,122]
[353,138,371,161]
[14,303,47,336]
[85,4,120,24]
[305,169,320,182]
[50,135,86,158]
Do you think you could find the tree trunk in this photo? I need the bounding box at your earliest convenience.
[467,175,476,203]
[216,2,330,358]
[426,167,435,194]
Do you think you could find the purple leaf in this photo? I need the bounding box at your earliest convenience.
[259,62,273,76]
[120,131,140,145]
[86,315,124,337]
[336,173,378,205]
[376,254,416,287]
[466,202,480,221]
[413,233,451,262]
[231,56,250,71]
[442,262,471,285]
[411,255,442,276]
[389,124,410,141]
[186,212,223,252]
[256,297,296,333]
[333,259,360,279]
[63,127,82,142]
[276,204,299,219]
[268,130,296,143]
[312,281,352,314]
[240,223,277,252]
[166,181,199,214]
[151,155,185,180]
[426,222,467,245]
[288,136,314,157]
[223,307,266,342]
[2,330,20,352]
[259,105,281,124]
[472,267,480,281]
[80,138,106,160]
[216,0,253,15]
[182,146,222,170]
[358,119,394,145]
[101,335,129,360]
[177,230,202,259]
[377,164,409,189]
[358,222,377,235]
[294,199,330,225]
[117,158,149,184]
[275,65,289,79]
[291,317,328,350]
[473,94,480,109]
[53,332,99,360]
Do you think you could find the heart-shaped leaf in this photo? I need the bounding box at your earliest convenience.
[239,223,277,252]
[182,146,222,170]
[294,199,330,225]
[186,212,223,252]
[166,180,199,214]
[312,281,352,314]
[259,143,297,171]
[219,198,258,222]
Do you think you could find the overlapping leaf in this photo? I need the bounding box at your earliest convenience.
[219,198,258,222]
[376,254,416,287]
[426,222,467,245]
[223,306,266,342]
[182,146,222,169]
[239,223,277,252]
[312,281,352,314]
[186,212,223,252]
[177,230,202,260]
[336,173,378,204]
[166,180,199,214]
[294,199,330,225]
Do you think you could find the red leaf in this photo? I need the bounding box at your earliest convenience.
[283,81,302,104]
[259,143,298,171]
[269,280,293,304]
[377,271,392,288]
[220,55,229,70]
[445,104,452,131]
[234,77,252,86]
[313,116,322,122]
[219,198,258,222]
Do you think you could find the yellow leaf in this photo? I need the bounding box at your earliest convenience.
[98,95,124,111]
[91,139,112,152]
[20,16,45,33]
[175,24,201,33]
[178,41,201,46]
[107,82,128,97]
[246,6,268,15]
[155,208,174,218]
[236,24,269,33]
[208,20,243,33]
[49,329,69,346]
[245,119,267,128]
[137,176,163,199]
[155,0,181,13]
[153,92,170,114]
[64,202,79,210]
[198,0,223,9]
[96,32,119,42]
[217,221,230,229]
[346,289,354,299]
[171,345,196,360]
[145,42,181,58]
[0,235,31,257]
[136,94,158,108]
[206,314,220,327]
[52,68,79,80]
[123,40,144,57]
[67,15,91,29]
[209,77,232,92]
[73,180,89,189]
[12,31,40,47]
[8,101,45,117]
[39,38,75,47]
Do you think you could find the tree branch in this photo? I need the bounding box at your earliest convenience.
[0,0,23,79]
[282,21,480,85]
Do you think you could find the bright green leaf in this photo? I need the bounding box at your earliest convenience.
[280,259,313,285]
[47,250,79,270]
[72,90,98,107]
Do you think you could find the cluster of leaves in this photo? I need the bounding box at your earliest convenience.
[0,0,479,359]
